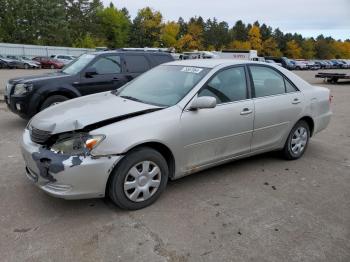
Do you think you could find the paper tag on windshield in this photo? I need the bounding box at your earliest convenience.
[181,67,203,74]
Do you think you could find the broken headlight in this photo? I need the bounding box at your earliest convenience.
[50,134,105,155]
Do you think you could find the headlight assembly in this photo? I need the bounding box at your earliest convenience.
[13,83,33,95]
[50,134,105,155]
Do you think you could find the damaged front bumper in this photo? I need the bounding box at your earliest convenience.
[20,129,121,199]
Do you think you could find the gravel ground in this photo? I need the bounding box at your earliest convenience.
[0,69,349,262]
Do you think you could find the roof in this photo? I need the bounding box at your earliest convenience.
[165,59,257,68]
[91,50,171,56]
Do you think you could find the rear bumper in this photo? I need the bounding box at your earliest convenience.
[21,129,121,199]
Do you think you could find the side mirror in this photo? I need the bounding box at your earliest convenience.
[190,96,216,110]
[85,67,97,78]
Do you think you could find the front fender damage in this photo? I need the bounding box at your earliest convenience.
[32,148,84,182]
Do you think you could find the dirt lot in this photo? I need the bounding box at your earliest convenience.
[0,69,349,262]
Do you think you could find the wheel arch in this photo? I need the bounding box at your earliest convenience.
[104,141,176,197]
[37,89,80,112]
[298,116,315,136]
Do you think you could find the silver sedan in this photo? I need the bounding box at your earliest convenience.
[21,60,332,209]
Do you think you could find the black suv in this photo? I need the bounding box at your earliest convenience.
[4,51,174,119]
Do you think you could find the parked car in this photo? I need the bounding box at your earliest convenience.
[291,60,308,70]
[6,55,40,69]
[337,60,349,69]
[32,57,65,69]
[0,55,17,69]
[265,59,282,67]
[305,61,321,70]
[324,61,335,69]
[314,61,330,69]
[20,60,332,209]
[265,56,295,70]
[5,51,174,119]
[50,54,76,65]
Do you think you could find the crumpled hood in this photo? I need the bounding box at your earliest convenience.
[9,71,69,84]
[29,92,161,134]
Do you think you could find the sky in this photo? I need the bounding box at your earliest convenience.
[102,0,350,40]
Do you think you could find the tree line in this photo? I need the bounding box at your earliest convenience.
[0,0,349,59]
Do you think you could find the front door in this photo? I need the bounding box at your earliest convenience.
[78,55,128,95]
[180,66,254,170]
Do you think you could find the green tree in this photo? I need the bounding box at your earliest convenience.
[230,20,248,41]
[203,18,229,50]
[260,23,272,41]
[177,17,187,38]
[301,38,316,59]
[130,7,162,47]
[261,37,282,57]
[65,0,103,45]
[96,5,130,48]
[0,0,70,45]
[160,21,180,47]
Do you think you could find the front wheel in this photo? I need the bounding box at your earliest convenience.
[282,120,310,160]
[40,95,69,111]
[109,147,169,210]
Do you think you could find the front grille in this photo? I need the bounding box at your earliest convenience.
[30,126,52,144]
[5,83,13,96]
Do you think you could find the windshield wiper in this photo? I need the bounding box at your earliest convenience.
[120,95,144,103]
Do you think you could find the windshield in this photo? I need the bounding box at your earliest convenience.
[117,65,210,107]
[62,54,95,75]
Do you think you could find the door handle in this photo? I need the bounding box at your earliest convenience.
[113,77,120,81]
[240,108,253,115]
[292,98,301,104]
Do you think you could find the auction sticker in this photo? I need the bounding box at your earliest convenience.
[181,67,203,74]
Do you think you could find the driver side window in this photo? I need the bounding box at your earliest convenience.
[91,55,121,74]
[198,67,247,104]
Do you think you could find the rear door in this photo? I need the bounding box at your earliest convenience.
[123,53,151,80]
[149,54,174,67]
[77,54,128,95]
[248,65,303,152]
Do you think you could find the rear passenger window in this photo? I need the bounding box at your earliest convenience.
[125,55,150,73]
[250,66,285,97]
[152,55,172,65]
[198,67,247,104]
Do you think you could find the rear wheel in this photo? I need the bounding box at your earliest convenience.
[40,95,69,111]
[282,120,310,160]
[24,63,29,69]
[50,64,55,69]
[109,147,169,210]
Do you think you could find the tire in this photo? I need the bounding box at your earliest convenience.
[40,95,69,110]
[109,147,169,210]
[50,65,55,69]
[24,64,29,69]
[282,120,310,160]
